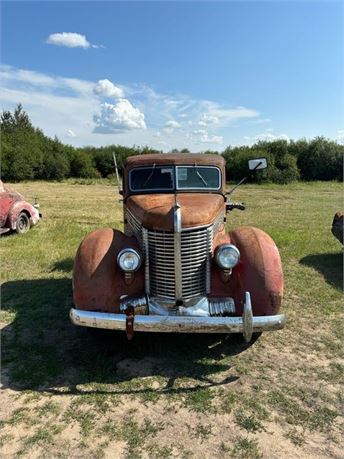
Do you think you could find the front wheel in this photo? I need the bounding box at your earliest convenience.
[16,212,30,234]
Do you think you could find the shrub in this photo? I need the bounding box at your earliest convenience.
[70,150,99,178]
[268,154,300,184]
[297,137,344,181]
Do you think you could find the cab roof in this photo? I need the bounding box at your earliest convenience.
[125,153,225,169]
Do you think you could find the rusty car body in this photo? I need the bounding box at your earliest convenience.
[0,180,40,235]
[70,153,285,342]
[331,212,343,244]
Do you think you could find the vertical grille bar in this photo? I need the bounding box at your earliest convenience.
[206,226,213,294]
[174,203,182,301]
[142,228,150,295]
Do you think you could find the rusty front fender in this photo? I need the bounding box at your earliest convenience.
[73,228,144,313]
[230,226,284,315]
[211,226,284,316]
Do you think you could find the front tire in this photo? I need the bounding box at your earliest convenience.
[16,212,30,234]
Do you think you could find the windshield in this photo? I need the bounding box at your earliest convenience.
[130,166,174,191]
[129,165,221,192]
[176,166,220,190]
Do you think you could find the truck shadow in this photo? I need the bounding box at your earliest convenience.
[1,278,250,396]
[50,258,74,273]
[299,252,343,291]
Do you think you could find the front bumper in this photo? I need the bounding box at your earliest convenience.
[70,309,285,333]
[70,292,285,342]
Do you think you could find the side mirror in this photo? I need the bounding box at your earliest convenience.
[248,158,267,171]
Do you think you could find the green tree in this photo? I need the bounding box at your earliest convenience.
[70,149,99,178]
[297,137,343,181]
[1,104,44,181]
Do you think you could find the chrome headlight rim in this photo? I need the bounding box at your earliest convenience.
[215,244,240,269]
[117,248,142,273]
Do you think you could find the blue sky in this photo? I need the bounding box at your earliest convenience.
[1,1,343,151]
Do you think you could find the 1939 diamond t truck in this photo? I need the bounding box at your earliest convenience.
[70,153,285,342]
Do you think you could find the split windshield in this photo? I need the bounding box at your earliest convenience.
[129,165,221,192]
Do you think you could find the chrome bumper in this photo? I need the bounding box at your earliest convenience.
[70,306,285,341]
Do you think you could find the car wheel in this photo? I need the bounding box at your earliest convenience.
[16,212,30,234]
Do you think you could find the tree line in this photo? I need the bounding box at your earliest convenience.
[1,105,343,184]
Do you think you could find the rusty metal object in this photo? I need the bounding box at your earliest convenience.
[125,153,225,168]
[72,228,144,312]
[126,193,224,231]
[71,152,285,340]
[332,212,343,244]
[125,305,135,340]
[211,226,284,316]
[229,226,283,316]
[0,180,40,235]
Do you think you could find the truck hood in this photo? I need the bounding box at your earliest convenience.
[126,193,224,231]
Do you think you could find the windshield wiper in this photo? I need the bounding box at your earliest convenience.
[142,163,156,187]
[194,164,208,186]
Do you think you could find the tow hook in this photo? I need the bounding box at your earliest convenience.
[125,305,135,340]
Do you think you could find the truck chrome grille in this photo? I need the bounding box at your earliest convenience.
[126,209,142,242]
[146,226,212,300]
[127,209,224,302]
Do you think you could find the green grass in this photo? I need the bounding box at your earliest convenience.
[184,388,214,413]
[100,418,163,457]
[231,436,262,459]
[0,180,343,458]
[23,425,63,448]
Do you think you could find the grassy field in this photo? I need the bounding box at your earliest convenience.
[0,180,343,459]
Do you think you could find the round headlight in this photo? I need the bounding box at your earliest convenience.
[215,244,240,269]
[117,248,141,272]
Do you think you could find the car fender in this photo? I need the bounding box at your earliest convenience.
[7,201,40,230]
[73,228,144,313]
[211,226,283,316]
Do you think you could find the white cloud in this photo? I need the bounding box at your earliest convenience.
[94,79,124,99]
[204,105,259,126]
[200,134,223,145]
[254,132,290,142]
[0,64,264,150]
[46,32,103,49]
[158,140,171,148]
[192,129,223,145]
[335,129,344,145]
[193,129,207,136]
[163,120,182,134]
[253,118,272,124]
[0,64,94,95]
[199,114,219,126]
[250,132,290,142]
[165,120,181,129]
[67,129,76,138]
[93,100,146,133]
